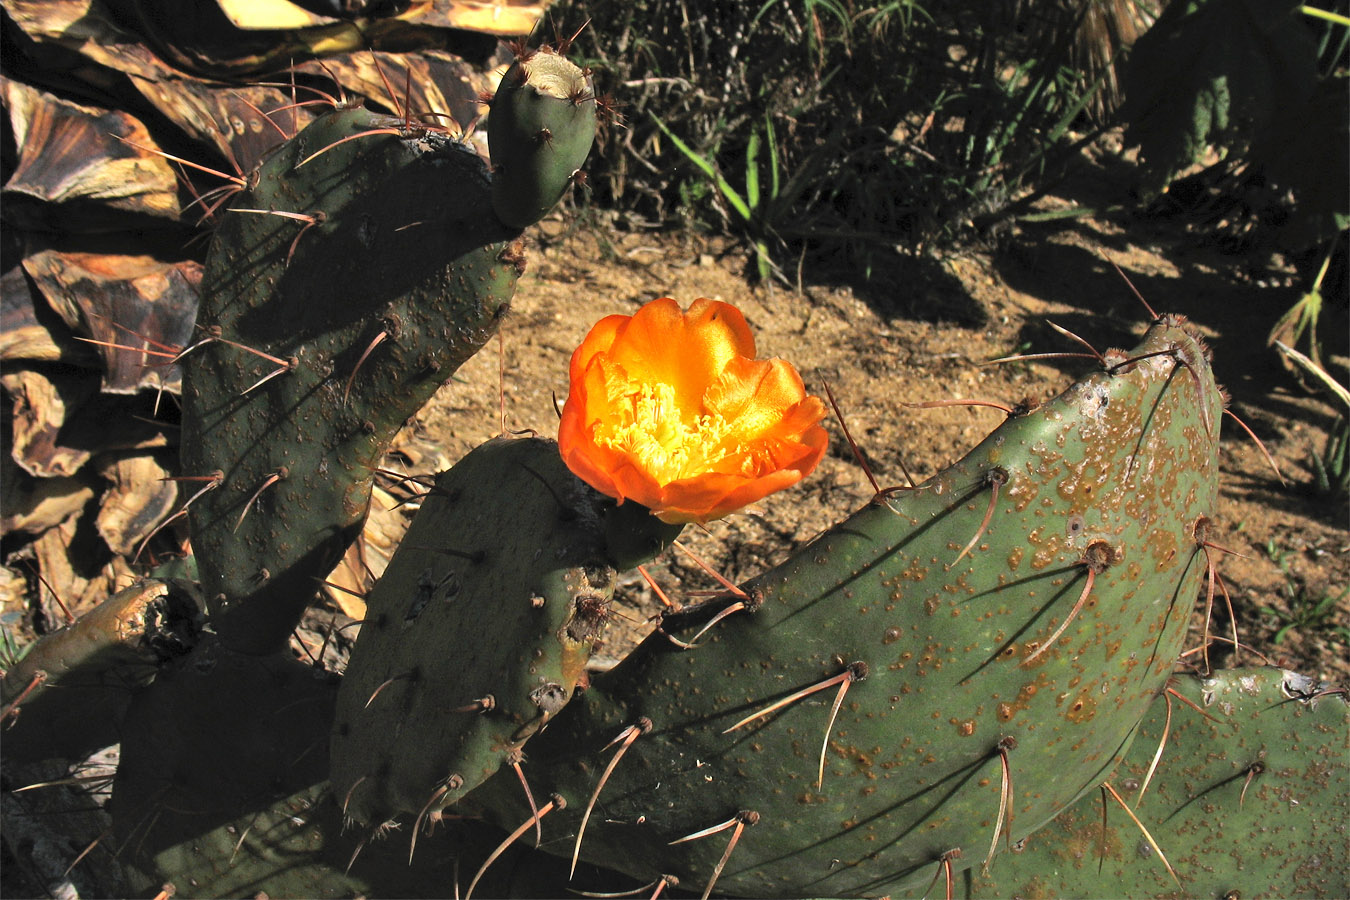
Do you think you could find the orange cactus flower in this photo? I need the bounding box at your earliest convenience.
[558,297,829,524]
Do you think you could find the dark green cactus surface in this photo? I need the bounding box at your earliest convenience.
[109,636,340,874]
[180,105,524,655]
[466,316,1226,897]
[331,436,678,830]
[108,640,579,898]
[487,46,598,229]
[124,782,444,899]
[962,666,1350,899]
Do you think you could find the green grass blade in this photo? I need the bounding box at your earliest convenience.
[745,130,761,212]
[1301,4,1350,26]
[765,116,780,202]
[651,114,752,222]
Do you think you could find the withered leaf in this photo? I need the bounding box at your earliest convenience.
[217,0,548,36]
[1,370,172,479]
[95,452,178,557]
[1,368,100,478]
[1,79,180,228]
[0,457,97,537]
[125,77,316,181]
[1,266,100,368]
[31,512,135,625]
[292,49,496,144]
[22,251,201,394]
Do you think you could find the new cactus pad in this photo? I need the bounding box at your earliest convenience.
[487,46,598,229]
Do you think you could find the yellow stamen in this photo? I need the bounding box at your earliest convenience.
[596,382,751,481]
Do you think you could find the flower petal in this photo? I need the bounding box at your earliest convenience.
[703,357,818,440]
[562,353,677,511]
[656,465,802,524]
[568,312,627,385]
[654,424,828,523]
[768,396,830,445]
[606,297,755,410]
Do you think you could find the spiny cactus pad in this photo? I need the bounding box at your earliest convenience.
[964,666,1350,898]
[331,436,677,831]
[120,781,461,899]
[181,105,524,655]
[121,779,663,900]
[467,316,1226,897]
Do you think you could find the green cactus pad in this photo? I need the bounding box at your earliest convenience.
[109,618,638,898]
[331,436,678,830]
[487,47,597,228]
[466,316,1226,897]
[123,782,436,899]
[962,666,1350,899]
[121,781,465,899]
[181,105,524,655]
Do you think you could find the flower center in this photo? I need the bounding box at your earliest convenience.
[596,381,749,480]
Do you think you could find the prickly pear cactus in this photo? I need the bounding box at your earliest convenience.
[964,666,1350,898]
[122,782,444,899]
[331,436,679,831]
[180,104,525,655]
[487,45,598,229]
[468,316,1226,897]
